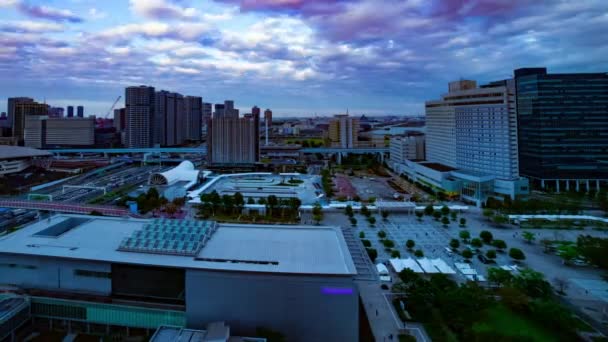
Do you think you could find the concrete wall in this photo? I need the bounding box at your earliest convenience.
[186,270,358,342]
[0,255,111,295]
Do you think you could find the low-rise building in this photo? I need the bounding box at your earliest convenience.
[24,116,95,148]
[0,215,358,342]
[0,145,51,175]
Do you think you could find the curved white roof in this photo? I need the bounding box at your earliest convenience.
[149,161,199,188]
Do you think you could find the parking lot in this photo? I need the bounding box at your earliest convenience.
[349,176,400,201]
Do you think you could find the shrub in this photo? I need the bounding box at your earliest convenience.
[359,231,365,238]
[486,250,497,259]
[406,239,415,250]
[361,239,372,247]
[366,248,378,262]
[414,249,424,258]
[378,230,387,239]
[383,239,395,248]
[462,249,473,259]
[480,230,493,243]
[391,250,401,258]
[471,238,483,248]
[509,248,526,261]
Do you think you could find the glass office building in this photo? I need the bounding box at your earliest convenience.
[515,68,608,191]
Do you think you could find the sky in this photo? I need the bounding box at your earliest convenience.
[0,0,607,117]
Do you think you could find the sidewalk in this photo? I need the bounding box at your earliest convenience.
[357,280,431,341]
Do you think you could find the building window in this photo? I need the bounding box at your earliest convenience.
[74,269,111,278]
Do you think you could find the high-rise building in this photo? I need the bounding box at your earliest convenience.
[417,79,529,204]
[426,79,520,180]
[185,96,202,142]
[155,91,186,146]
[209,101,258,164]
[77,105,84,118]
[515,68,608,191]
[328,114,359,148]
[113,108,126,132]
[24,116,95,148]
[12,100,49,144]
[202,102,212,139]
[8,97,33,128]
[389,134,425,164]
[125,85,155,148]
[48,107,64,118]
[252,106,261,160]
[67,106,74,118]
[264,108,272,127]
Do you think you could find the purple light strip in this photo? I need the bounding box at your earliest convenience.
[321,287,353,295]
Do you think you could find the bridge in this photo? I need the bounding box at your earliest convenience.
[0,199,137,217]
[299,147,389,153]
[300,147,389,163]
[47,147,206,155]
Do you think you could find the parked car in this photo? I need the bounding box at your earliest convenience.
[477,254,490,264]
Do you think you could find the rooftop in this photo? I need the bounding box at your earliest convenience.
[0,145,51,160]
[0,215,356,276]
[420,162,457,172]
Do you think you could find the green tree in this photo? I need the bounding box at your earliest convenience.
[462,249,473,260]
[345,205,353,217]
[493,214,509,225]
[247,197,255,204]
[471,238,482,248]
[381,210,389,221]
[424,204,434,216]
[398,268,420,284]
[450,211,458,221]
[487,267,513,287]
[449,238,460,250]
[383,239,395,248]
[222,194,235,214]
[486,249,497,260]
[492,239,507,251]
[209,190,221,215]
[391,250,401,258]
[483,209,494,220]
[257,197,267,205]
[366,248,378,262]
[267,195,279,216]
[361,205,370,217]
[359,231,365,238]
[368,196,377,204]
[165,203,178,217]
[557,245,578,265]
[378,230,387,239]
[441,216,450,227]
[509,248,526,261]
[459,217,466,227]
[433,211,442,221]
[441,205,450,216]
[480,230,493,244]
[459,230,470,241]
[350,217,357,226]
[234,192,245,212]
[415,211,424,221]
[406,239,415,250]
[414,249,424,258]
[577,235,608,269]
[522,231,536,244]
[368,216,376,226]
[512,269,552,298]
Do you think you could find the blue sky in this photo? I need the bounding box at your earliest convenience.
[0,0,607,117]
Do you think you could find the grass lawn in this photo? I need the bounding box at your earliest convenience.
[473,305,558,341]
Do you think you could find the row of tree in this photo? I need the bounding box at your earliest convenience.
[394,268,583,341]
[198,191,301,220]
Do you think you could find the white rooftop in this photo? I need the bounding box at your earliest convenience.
[0,215,356,276]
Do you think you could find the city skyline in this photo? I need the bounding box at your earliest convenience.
[1,0,607,116]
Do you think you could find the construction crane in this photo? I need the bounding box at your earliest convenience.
[104,96,122,118]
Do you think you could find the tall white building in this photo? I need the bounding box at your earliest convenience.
[425,80,519,180]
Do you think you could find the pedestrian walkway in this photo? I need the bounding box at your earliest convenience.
[357,281,431,341]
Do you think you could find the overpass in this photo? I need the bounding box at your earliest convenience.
[0,199,138,217]
[47,147,206,155]
[299,147,388,153]
[300,147,389,164]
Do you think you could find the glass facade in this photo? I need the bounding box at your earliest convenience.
[515,68,608,181]
[30,297,185,329]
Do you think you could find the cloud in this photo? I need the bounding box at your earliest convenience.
[88,8,107,20]
[95,22,212,42]
[130,0,200,20]
[17,2,83,22]
[1,21,64,33]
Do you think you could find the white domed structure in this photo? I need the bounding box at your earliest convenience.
[149,161,199,188]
